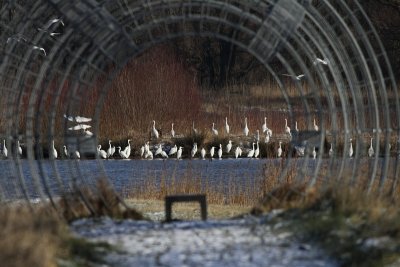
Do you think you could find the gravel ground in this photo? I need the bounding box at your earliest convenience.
[71,214,338,267]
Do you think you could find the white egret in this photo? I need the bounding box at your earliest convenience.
[145,150,153,160]
[107,140,113,158]
[6,34,27,44]
[225,117,230,135]
[2,140,7,158]
[254,142,260,158]
[191,143,198,158]
[171,123,175,138]
[284,119,291,136]
[235,146,241,159]
[152,120,159,139]
[282,74,305,80]
[329,143,334,158]
[63,145,68,158]
[75,116,92,123]
[313,118,319,131]
[32,46,46,56]
[177,146,183,160]
[262,117,267,133]
[244,117,249,137]
[239,146,243,157]
[210,146,215,159]
[277,141,283,158]
[368,138,374,158]
[155,144,163,156]
[74,150,80,159]
[247,143,255,158]
[118,146,129,159]
[349,139,354,158]
[295,121,299,133]
[226,140,232,153]
[51,140,58,159]
[144,142,150,155]
[97,145,107,159]
[37,28,61,36]
[200,148,206,160]
[313,58,329,65]
[192,121,198,135]
[218,144,223,160]
[123,139,131,158]
[17,140,22,156]
[169,144,177,156]
[312,147,317,159]
[43,18,65,29]
[265,133,270,144]
[68,124,91,131]
[212,123,218,136]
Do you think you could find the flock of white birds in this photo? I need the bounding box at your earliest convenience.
[0,115,379,160]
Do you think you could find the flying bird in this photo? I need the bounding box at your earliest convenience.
[313,58,329,65]
[282,74,305,80]
[43,18,65,29]
[6,34,27,44]
[32,46,46,56]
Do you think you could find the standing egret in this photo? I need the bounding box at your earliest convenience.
[313,58,329,65]
[51,140,58,159]
[295,121,299,133]
[171,123,175,138]
[210,146,215,159]
[212,123,218,136]
[152,120,159,139]
[218,144,223,160]
[247,143,255,158]
[235,146,241,159]
[145,150,153,160]
[123,139,131,158]
[243,117,249,137]
[63,145,68,158]
[140,146,145,158]
[254,142,260,158]
[97,145,107,159]
[155,144,163,156]
[169,144,177,156]
[313,118,319,131]
[224,117,230,135]
[200,148,206,160]
[329,143,334,158]
[118,146,129,159]
[191,143,198,158]
[262,117,267,133]
[107,140,113,158]
[74,150,80,159]
[368,138,374,158]
[349,139,354,158]
[284,119,291,137]
[177,146,183,160]
[277,141,283,158]
[2,140,7,158]
[226,140,232,153]
[144,142,150,155]
[312,147,317,159]
[160,150,169,159]
[17,140,22,157]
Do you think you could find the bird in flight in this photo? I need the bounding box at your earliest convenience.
[313,58,329,65]
[32,46,46,56]
[42,18,65,29]
[6,34,27,44]
[282,74,305,80]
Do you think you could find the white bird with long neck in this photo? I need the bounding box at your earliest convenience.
[210,146,215,159]
[145,150,153,160]
[177,146,183,160]
[349,139,354,158]
[368,137,374,158]
[200,147,206,160]
[169,144,177,156]
[2,140,7,158]
[312,147,317,159]
[218,144,223,160]
[74,150,80,159]
[313,118,319,131]
[254,142,260,158]
[155,144,163,156]
[262,117,268,133]
[17,140,22,157]
[97,145,107,159]
[295,121,299,133]
[152,120,159,139]
[277,141,283,158]
[191,143,198,158]
[226,140,232,153]
[144,141,150,155]
[51,140,58,159]
[118,146,129,159]
[171,123,175,138]
[160,150,168,159]
[329,143,334,158]
[192,121,198,135]
[225,117,230,135]
[140,146,145,158]
[247,143,255,158]
[63,145,68,158]
[107,140,113,158]
[212,123,218,136]
[284,119,291,136]
[243,117,249,137]
[123,139,131,158]
[235,146,241,159]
